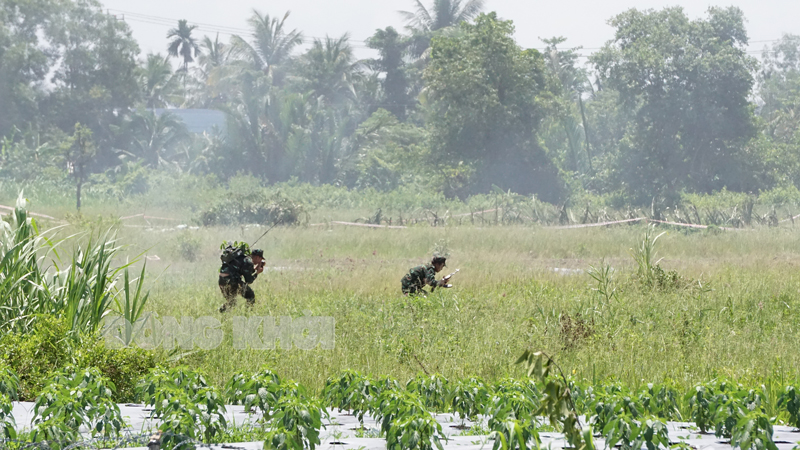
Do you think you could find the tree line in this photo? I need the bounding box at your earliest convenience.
[2,0,800,207]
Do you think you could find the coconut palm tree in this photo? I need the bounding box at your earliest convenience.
[140,53,181,108]
[297,34,360,107]
[230,10,303,83]
[167,19,200,92]
[129,109,190,168]
[193,34,233,107]
[399,0,485,56]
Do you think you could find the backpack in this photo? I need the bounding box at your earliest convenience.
[220,241,250,264]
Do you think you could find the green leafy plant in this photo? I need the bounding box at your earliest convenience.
[0,317,155,401]
[0,367,19,400]
[587,258,616,303]
[778,385,800,429]
[225,368,282,419]
[730,410,778,450]
[322,370,377,425]
[32,368,124,441]
[406,373,451,414]
[637,383,681,420]
[265,396,324,450]
[516,350,593,450]
[602,415,670,450]
[0,193,151,339]
[136,366,209,407]
[373,390,429,437]
[386,411,444,450]
[486,395,541,450]
[490,378,540,420]
[0,393,15,439]
[156,385,228,445]
[630,224,666,287]
[136,366,228,446]
[449,377,489,423]
[201,190,307,226]
[686,383,716,434]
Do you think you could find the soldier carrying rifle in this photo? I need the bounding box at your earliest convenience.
[401,253,457,296]
[218,241,265,312]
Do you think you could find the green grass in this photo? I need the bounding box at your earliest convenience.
[86,223,800,394]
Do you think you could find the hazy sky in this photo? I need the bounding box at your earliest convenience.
[99,0,800,63]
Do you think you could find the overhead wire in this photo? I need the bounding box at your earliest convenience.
[107,8,375,49]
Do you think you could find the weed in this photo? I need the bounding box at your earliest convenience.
[559,313,594,350]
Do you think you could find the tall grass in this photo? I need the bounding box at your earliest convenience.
[104,222,800,395]
[0,193,150,337]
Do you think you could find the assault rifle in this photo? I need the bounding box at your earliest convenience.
[441,268,459,288]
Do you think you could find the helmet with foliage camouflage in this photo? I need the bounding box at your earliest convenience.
[432,253,447,267]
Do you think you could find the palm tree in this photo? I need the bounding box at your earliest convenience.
[194,34,233,107]
[167,19,200,91]
[140,53,181,108]
[129,109,190,168]
[399,0,485,56]
[230,10,303,83]
[297,34,360,107]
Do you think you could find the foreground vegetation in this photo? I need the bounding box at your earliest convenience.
[1,361,800,450]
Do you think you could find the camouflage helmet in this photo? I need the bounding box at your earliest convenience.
[251,249,264,258]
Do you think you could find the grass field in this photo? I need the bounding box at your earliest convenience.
[88,221,800,395]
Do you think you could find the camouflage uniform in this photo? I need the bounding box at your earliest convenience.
[401,264,445,295]
[219,254,259,312]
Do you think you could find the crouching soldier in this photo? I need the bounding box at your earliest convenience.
[218,242,265,312]
[401,254,449,296]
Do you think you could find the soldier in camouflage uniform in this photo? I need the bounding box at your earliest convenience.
[219,247,265,313]
[401,254,448,295]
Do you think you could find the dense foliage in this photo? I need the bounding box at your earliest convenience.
[4,0,800,209]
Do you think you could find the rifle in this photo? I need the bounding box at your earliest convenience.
[441,269,459,288]
[252,222,278,246]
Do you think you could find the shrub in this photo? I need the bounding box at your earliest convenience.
[199,190,308,226]
[0,317,155,401]
[172,231,201,262]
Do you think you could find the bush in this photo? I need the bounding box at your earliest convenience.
[0,317,156,401]
[171,231,201,262]
[199,189,308,226]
